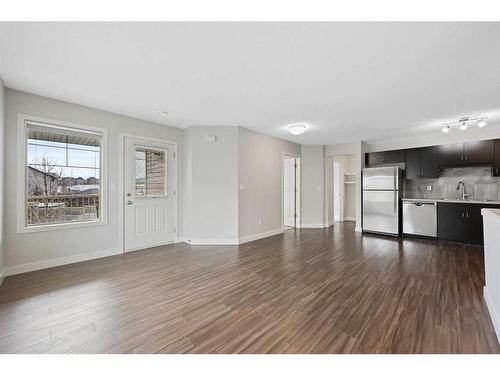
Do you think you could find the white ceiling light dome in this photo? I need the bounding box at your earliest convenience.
[287,123,307,135]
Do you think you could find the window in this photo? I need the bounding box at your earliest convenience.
[23,119,104,227]
[135,147,167,196]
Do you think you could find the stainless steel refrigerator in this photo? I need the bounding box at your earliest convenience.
[362,166,402,236]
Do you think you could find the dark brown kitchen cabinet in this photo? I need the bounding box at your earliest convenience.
[405,146,438,179]
[494,139,500,176]
[365,150,405,166]
[437,143,464,166]
[464,140,494,165]
[438,140,494,167]
[437,202,500,246]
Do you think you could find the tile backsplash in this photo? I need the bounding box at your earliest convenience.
[404,166,500,201]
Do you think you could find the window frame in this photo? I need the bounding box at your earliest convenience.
[17,114,108,234]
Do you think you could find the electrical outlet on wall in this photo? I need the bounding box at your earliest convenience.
[426,185,432,191]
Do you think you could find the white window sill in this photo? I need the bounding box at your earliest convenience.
[17,219,107,234]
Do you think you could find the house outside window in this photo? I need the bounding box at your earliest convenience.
[17,115,107,232]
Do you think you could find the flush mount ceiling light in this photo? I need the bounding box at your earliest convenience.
[440,116,488,133]
[287,123,307,135]
[157,111,169,116]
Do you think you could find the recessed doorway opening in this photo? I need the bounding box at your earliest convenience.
[328,154,357,230]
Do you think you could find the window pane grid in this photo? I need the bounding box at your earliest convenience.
[25,121,103,226]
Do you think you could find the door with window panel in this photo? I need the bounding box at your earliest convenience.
[124,137,174,251]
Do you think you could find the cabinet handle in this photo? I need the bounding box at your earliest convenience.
[461,211,465,218]
[466,212,470,219]
[465,155,468,161]
[460,155,463,161]
[496,168,499,175]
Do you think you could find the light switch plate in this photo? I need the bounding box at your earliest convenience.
[426,185,432,191]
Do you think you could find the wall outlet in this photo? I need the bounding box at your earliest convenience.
[239,184,246,191]
[426,185,432,191]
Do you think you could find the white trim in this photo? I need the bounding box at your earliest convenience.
[301,223,328,228]
[186,238,239,245]
[484,287,500,344]
[16,113,109,234]
[334,215,340,221]
[119,133,179,252]
[344,216,356,221]
[3,247,122,277]
[0,268,4,286]
[239,228,283,245]
[355,226,362,232]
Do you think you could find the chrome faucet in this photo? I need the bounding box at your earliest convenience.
[456,181,471,200]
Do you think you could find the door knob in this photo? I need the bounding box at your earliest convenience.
[127,200,133,205]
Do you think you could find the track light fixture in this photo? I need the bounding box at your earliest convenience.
[441,116,488,133]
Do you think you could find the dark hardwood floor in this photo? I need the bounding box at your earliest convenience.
[0,222,498,353]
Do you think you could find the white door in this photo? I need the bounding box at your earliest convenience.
[283,158,295,227]
[124,137,174,252]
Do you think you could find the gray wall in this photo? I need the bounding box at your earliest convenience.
[301,145,326,227]
[182,126,239,243]
[0,77,4,280]
[238,128,300,239]
[4,89,183,272]
[405,166,500,201]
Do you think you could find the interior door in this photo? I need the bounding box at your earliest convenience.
[283,158,295,227]
[124,137,174,252]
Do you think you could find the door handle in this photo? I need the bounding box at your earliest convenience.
[127,200,133,205]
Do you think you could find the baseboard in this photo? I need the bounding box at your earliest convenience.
[484,287,500,344]
[174,237,186,243]
[301,224,328,228]
[344,216,356,221]
[185,238,239,245]
[238,228,283,245]
[4,247,123,277]
[355,226,362,232]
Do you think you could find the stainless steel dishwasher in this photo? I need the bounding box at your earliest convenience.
[402,201,437,237]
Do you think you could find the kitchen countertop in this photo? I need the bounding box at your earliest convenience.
[402,198,500,205]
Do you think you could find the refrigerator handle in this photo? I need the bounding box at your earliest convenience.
[394,192,397,214]
[394,167,397,191]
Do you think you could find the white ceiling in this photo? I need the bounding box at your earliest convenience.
[1,22,500,145]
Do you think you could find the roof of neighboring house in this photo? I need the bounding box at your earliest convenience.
[28,165,60,180]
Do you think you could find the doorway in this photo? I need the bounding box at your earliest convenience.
[123,136,176,252]
[333,160,343,222]
[329,154,357,228]
[282,154,300,231]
